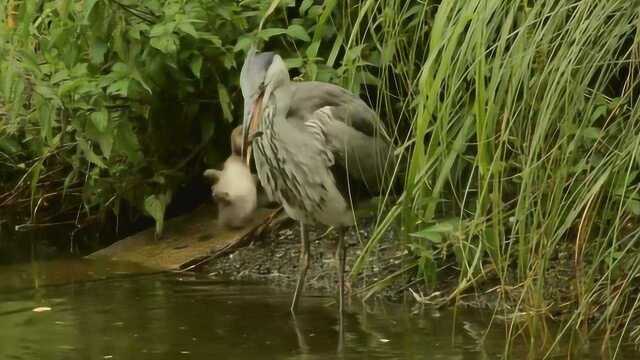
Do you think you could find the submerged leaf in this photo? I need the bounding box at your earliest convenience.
[32,307,52,312]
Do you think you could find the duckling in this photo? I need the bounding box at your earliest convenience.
[204,154,257,228]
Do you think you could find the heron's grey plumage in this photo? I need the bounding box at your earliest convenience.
[240,49,394,314]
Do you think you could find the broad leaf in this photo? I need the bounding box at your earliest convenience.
[410,219,460,243]
[178,21,199,38]
[144,192,172,239]
[77,137,106,168]
[150,34,179,54]
[90,108,109,133]
[190,54,203,79]
[258,28,286,40]
[286,24,310,42]
[217,84,233,122]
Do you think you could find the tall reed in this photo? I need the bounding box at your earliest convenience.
[336,0,640,352]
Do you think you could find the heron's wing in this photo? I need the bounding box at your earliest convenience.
[287,82,391,141]
[304,107,393,195]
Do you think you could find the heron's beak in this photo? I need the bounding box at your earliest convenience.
[242,92,264,166]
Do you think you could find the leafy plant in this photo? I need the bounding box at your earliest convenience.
[0,0,336,234]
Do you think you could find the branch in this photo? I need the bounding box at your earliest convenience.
[108,0,156,24]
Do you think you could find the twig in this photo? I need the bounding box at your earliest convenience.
[177,208,285,272]
[108,0,156,24]
[14,221,78,232]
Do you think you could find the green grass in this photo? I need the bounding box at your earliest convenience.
[335,0,640,355]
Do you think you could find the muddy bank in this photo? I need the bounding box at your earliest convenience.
[204,217,419,301]
[202,216,585,315]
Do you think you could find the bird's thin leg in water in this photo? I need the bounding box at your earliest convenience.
[290,313,309,353]
[336,227,347,316]
[291,222,310,313]
[336,227,347,353]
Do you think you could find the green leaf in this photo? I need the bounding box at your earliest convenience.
[415,231,443,243]
[163,2,180,16]
[285,57,304,68]
[114,121,142,163]
[106,79,129,96]
[50,70,70,84]
[77,137,106,168]
[381,39,396,65]
[201,116,215,143]
[86,110,113,159]
[130,68,152,94]
[39,101,52,141]
[150,34,179,54]
[307,5,323,17]
[305,41,320,59]
[258,28,286,40]
[410,219,460,243]
[627,199,640,216]
[259,0,282,30]
[360,70,380,86]
[30,159,45,209]
[305,61,318,80]
[300,0,314,15]
[144,192,172,239]
[327,30,344,67]
[0,137,21,154]
[590,105,608,122]
[234,37,254,52]
[62,166,79,200]
[178,21,199,38]
[90,108,109,133]
[190,54,203,78]
[83,0,100,24]
[128,22,149,40]
[96,131,114,159]
[582,127,601,140]
[200,34,222,46]
[223,52,235,69]
[149,22,176,37]
[286,24,311,42]
[217,84,233,122]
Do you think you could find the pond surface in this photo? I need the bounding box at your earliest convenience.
[0,259,638,360]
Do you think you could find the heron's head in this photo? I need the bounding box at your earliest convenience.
[239,49,289,164]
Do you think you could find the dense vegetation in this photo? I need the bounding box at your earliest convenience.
[3,0,640,353]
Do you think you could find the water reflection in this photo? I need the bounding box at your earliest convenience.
[0,262,638,359]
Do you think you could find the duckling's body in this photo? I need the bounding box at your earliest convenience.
[204,154,257,229]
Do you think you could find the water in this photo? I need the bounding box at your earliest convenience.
[0,259,638,360]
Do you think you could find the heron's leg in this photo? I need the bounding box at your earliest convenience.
[335,227,347,353]
[336,227,347,316]
[291,222,310,313]
[290,313,309,353]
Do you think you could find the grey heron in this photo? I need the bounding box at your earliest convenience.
[239,49,393,315]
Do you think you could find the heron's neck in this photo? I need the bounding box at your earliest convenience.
[271,83,292,117]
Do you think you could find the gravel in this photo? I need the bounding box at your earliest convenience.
[204,217,415,301]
